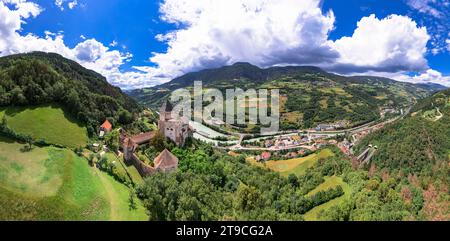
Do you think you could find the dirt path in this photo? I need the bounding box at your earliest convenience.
[434,108,443,121]
[94,168,120,221]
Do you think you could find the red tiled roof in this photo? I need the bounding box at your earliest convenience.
[100,120,112,131]
[261,152,271,159]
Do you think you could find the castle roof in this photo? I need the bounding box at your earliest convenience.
[130,131,156,145]
[154,149,179,170]
[161,100,173,112]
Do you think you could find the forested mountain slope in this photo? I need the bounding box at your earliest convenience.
[129,63,443,130]
[356,88,450,175]
[0,52,142,135]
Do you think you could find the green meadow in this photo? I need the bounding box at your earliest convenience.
[303,176,351,221]
[266,149,334,177]
[0,136,148,221]
[0,104,88,148]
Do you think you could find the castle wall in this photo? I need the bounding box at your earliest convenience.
[131,153,155,177]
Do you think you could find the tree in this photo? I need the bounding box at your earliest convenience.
[235,184,261,212]
[118,109,133,125]
[1,116,7,127]
[88,153,95,166]
[150,131,167,152]
[24,135,33,151]
[104,130,120,152]
[288,174,299,188]
[128,189,137,210]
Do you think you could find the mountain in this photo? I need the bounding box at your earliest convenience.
[0,52,142,136]
[355,88,450,174]
[128,62,441,131]
[413,83,448,92]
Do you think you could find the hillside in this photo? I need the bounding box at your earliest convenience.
[356,88,450,174]
[0,104,88,148]
[0,52,141,136]
[129,63,442,130]
[0,136,148,220]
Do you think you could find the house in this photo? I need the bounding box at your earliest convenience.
[285,152,297,159]
[153,149,179,172]
[265,139,274,148]
[100,120,113,133]
[255,155,262,162]
[315,124,335,131]
[261,151,271,161]
[158,101,192,146]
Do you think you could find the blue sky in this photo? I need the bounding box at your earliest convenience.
[0,0,449,88]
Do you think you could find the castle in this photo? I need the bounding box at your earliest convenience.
[158,101,192,147]
[119,101,192,177]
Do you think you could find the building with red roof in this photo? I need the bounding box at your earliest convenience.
[100,120,113,133]
[261,151,271,161]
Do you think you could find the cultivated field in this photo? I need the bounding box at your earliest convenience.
[0,104,88,148]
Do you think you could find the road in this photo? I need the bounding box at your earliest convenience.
[192,107,412,151]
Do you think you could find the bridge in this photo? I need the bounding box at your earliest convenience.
[356,145,377,167]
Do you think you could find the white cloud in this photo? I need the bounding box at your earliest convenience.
[68,0,77,9]
[54,0,63,10]
[150,0,338,79]
[1,0,448,89]
[55,0,78,11]
[446,39,450,52]
[0,1,133,87]
[397,69,450,87]
[406,0,443,18]
[358,69,450,87]
[405,0,450,55]
[109,40,118,47]
[331,14,430,73]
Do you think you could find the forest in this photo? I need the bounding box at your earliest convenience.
[0,52,141,136]
[136,137,448,221]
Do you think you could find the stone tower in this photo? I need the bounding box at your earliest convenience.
[158,101,192,146]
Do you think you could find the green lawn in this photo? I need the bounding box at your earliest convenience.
[0,104,88,148]
[95,170,148,221]
[105,152,144,185]
[303,176,351,221]
[0,136,148,220]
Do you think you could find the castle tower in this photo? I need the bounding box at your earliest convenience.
[158,100,192,146]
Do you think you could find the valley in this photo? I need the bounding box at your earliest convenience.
[0,53,448,221]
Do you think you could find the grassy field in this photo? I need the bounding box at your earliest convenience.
[105,152,144,185]
[264,149,334,177]
[0,104,88,148]
[95,169,148,221]
[303,176,351,221]
[0,136,147,220]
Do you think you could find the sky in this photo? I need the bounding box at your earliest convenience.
[0,0,449,89]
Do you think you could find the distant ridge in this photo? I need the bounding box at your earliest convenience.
[128,62,443,131]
